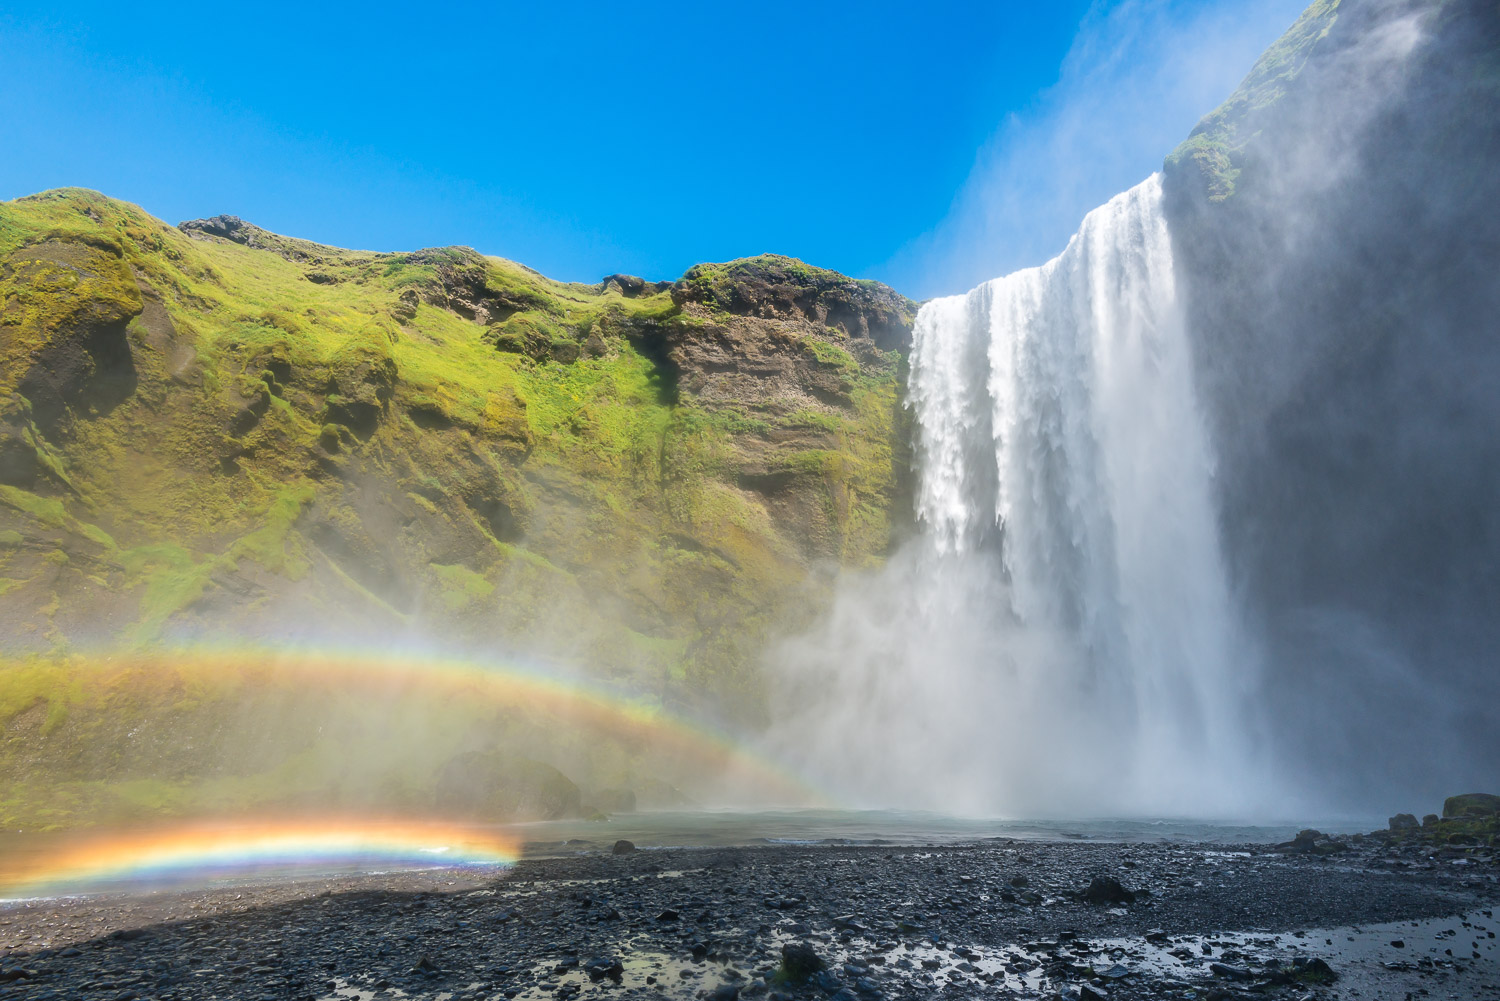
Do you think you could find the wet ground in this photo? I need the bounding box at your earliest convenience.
[2,834,1496,1000]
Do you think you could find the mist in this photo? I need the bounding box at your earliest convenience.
[764,0,1500,819]
[883,0,1308,299]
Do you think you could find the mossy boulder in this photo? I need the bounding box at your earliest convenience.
[1443,793,1500,819]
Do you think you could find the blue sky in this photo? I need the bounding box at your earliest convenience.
[0,1,1306,298]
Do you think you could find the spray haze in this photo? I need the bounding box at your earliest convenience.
[768,0,1500,818]
[2,0,1495,842]
[768,177,1261,817]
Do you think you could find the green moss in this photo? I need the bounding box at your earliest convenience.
[430,561,496,611]
[1164,0,1341,200]
[0,485,118,549]
[0,186,916,827]
[119,543,216,639]
[228,484,315,575]
[803,335,858,373]
[781,409,843,432]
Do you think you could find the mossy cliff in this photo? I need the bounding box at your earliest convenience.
[0,189,915,825]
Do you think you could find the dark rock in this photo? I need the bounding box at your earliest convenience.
[611,839,636,855]
[670,255,916,352]
[602,274,648,297]
[706,985,741,1001]
[812,968,842,992]
[657,909,680,922]
[1082,876,1136,905]
[780,942,824,980]
[1209,962,1253,980]
[1293,957,1338,983]
[178,215,258,246]
[1443,793,1500,819]
[582,956,623,982]
[1421,814,1440,828]
[1389,813,1420,831]
[1278,828,1347,854]
[411,956,441,976]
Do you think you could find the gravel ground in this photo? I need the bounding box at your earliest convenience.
[1,834,1496,1000]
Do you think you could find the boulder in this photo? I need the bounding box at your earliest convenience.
[1389,813,1419,831]
[582,956,623,982]
[1082,876,1136,905]
[1442,793,1500,819]
[780,942,824,981]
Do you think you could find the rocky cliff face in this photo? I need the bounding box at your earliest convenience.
[0,192,914,824]
[1163,0,1500,802]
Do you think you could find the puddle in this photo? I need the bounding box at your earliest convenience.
[313,909,1498,1000]
[1075,908,1499,996]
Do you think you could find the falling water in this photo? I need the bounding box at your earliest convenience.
[769,175,1263,816]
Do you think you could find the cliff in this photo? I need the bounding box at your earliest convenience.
[0,191,914,825]
[1163,0,1500,802]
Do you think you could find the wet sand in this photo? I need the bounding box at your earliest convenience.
[2,833,1496,1000]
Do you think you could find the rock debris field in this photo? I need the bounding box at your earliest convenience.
[2,834,1497,1000]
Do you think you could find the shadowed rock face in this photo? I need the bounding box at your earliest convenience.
[1164,0,1500,805]
[1,240,142,434]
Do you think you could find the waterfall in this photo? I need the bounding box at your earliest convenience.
[769,175,1262,816]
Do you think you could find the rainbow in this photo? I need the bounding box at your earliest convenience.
[0,818,520,897]
[17,645,825,805]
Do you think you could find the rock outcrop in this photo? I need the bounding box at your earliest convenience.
[0,187,915,828]
[1162,0,1500,805]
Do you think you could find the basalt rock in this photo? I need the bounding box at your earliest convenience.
[1081,876,1135,905]
[671,254,916,353]
[1443,793,1500,819]
[780,941,824,980]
